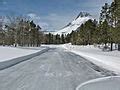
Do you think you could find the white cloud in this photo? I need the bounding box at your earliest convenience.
[0,0,7,5]
[41,13,75,31]
[3,1,7,5]
[27,13,49,30]
[27,13,75,31]
[77,0,112,8]
[27,13,40,20]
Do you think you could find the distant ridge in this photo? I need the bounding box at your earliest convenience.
[53,12,92,35]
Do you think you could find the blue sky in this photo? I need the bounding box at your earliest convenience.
[0,0,112,31]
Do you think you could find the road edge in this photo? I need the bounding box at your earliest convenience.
[76,76,120,90]
[0,47,50,70]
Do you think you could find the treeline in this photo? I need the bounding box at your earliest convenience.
[43,33,66,44]
[0,0,120,49]
[44,20,98,45]
[68,0,120,51]
[0,17,43,47]
[45,0,120,51]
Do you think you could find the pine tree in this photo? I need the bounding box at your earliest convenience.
[0,19,5,45]
[99,3,112,49]
[61,34,65,44]
[101,20,110,46]
[70,31,77,45]
[112,0,120,50]
[65,33,71,43]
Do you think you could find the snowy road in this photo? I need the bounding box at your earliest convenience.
[0,48,115,90]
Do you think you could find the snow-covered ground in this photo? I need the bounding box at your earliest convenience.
[1,45,120,90]
[0,46,44,62]
[42,44,63,48]
[76,76,120,90]
[62,44,120,90]
[63,44,120,74]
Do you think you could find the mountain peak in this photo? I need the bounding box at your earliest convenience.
[75,12,91,20]
[53,12,92,35]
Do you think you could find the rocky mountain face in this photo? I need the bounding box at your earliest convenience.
[54,12,92,35]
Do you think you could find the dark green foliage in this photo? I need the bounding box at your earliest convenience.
[67,0,120,51]
[44,33,66,44]
[61,34,65,44]
[66,19,98,45]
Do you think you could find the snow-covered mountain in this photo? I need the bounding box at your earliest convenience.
[54,12,92,35]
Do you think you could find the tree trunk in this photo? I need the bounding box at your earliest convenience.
[118,44,120,51]
[105,43,107,47]
[110,42,113,51]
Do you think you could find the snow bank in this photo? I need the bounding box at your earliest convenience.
[42,44,63,48]
[76,76,120,90]
[0,46,49,70]
[0,46,41,62]
[63,44,120,74]
[62,44,120,90]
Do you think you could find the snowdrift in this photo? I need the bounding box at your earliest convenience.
[0,46,49,70]
[63,44,120,74]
